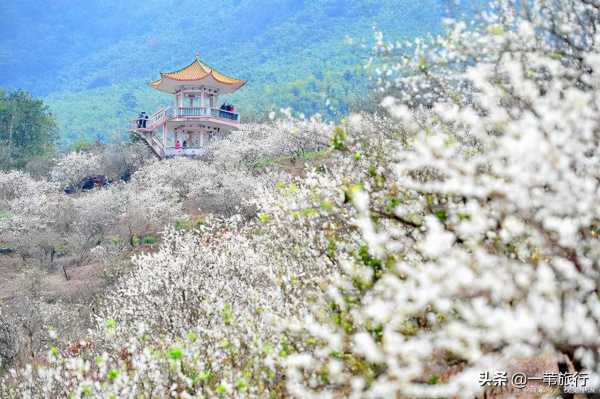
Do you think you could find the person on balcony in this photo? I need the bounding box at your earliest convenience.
[143,113,149,128]
[175,140,182,150]
[182,140,188,149]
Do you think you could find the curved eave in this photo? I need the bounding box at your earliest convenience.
[149,59,246,94]
[149,75,246,94]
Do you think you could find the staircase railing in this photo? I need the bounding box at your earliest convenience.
[135,132,165,159]
[148,107,172,128]
[148,135,165,159]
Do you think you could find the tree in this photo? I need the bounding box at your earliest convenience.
[282,1,600,396]
[0,308,19,371]
[0,90,58,170]
[49,151,101,190]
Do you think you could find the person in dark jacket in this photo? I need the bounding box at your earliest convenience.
[137,112,144,128]
[143,113,149,128]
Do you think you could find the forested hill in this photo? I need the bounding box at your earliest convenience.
[0,0,485,145]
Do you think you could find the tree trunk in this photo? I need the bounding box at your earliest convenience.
[128,226,136,248]
[49,247,55,269]
[7,114,14,158]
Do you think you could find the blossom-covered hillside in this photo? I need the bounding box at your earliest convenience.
[1,0,599,397]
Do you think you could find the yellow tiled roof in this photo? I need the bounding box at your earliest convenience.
[151,58,246,87]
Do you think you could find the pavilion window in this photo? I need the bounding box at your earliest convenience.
[204,94,213,108]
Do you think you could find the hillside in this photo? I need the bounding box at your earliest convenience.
[0,0,486,145]
[2,1,599,396]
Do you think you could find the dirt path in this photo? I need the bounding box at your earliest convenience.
[0,255,106,304]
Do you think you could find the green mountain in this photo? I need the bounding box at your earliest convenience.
[0,0,486,145]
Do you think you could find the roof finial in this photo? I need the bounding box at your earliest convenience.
[195,51,201,60]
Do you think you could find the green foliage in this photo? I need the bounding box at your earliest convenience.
[107,369,119,381]
[104,319,116,330]
[129,234,159,246]
[0,90,58,169]
[70,138,95,152]
[433,208,447,221]
[168,346,183,361]
[141,235,158,245]
[221,304,234,326]
[258,213,271,223]
[331,126,347,150]
[0,210,11,221]
[427,374,441,385]
[175,217,204,231]
[235,377,248,392]
[130,235,141,247]
[0,1,482,145]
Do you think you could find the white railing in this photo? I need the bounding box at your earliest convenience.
[176,107,239,122]
[148,107,170,127]
[148,135,165,159]
[131,106,239,132]
[165,147,206,157]
[130,107,173,130]
[132,132,165,159]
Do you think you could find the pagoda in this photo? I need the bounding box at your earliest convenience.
[130,55,246,159]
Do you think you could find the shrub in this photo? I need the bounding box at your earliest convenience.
[50,151,102,190]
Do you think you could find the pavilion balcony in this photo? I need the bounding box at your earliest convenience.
[175,107,240,122]
[130,106,240,132]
